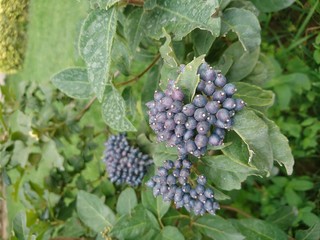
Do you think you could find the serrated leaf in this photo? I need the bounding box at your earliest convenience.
[51,68,93,99]
[141,0,220,40]
[194,215,245,240]
[159,30,178,68]
[250,0,295,12]
[125,8,144,53]
[221,8,261,52]
[116,188,138,216]
[110,205,159,239]
[234,82,275,110]
[176,55,205,101]
[79,8,117,101]
[156,226,185,240]
[192,29,215,56]
[231,218,288,240]
[295,223,320,240]
[76,190,116,232]
[200,155,258,190]
[233,109,273,174]
[255,112,294,175]
[266,206,298,230]
[222,41,260,81]
[13,211,29,240]
[101,86,136,132]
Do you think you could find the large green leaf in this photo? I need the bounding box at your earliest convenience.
[200,154,258,190]
[79,8,117,101]
[156,226,185,240]
[222,42,260,81]
[110,205,160,240]
[231,218,288,240]
[142,0,220,40]
[250,0,295,12]
[13,211,29,240]
[90,0,121,9]
[101,86,136,132]
[194,215,245,240]
[233,109,273,174]
[221,8,261,52]
[116,187,138,216]
[51,68,94,99]
[76,190,116,233]
[175,55,205,101]
[266,206,298,230]
[192,29,215,56]
[152,142,178,166]
[295,223,320,240]
[125,8,144,53]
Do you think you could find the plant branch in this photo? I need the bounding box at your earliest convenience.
[115,54,161,87]
[74,97,97,121]
[0,176,8,240]
[220,205,252,218]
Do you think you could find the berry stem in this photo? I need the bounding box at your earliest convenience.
[116,54,161,87]
[220,205,252,218]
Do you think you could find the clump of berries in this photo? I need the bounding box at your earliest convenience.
[146,158,220,216]
[146,62,245,157]
[103,134,153,187]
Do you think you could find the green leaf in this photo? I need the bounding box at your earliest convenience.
[233,109,273,174]
[192,29,215,56]
[116,187,138,216]
[76,190,116,233]
[141,0,220,40]
[295,223,320,240]
[159,30,178,68]
[266,206,298,230]
[222,42,260,81]
[125,8,144,53]
[141,184,171,219]
[101,86,136,132]
[79,8,118,101]
[89,0,121,9]
[234,82,274,110]
[51,68,94,99]
[42,140,64,171]
[175,55,205,101]
[156,226,185,240]
[289,179,314,191]
[200,154,258,190]
[221,8,261,52]
[194,215,244,240]
[152,143,178,166]
[9,110,31,136]
[255,112,294,175]
[250,0,295,12]
[13,211,30,240]
[11,141,30,167]
[110,205,160,240]
[231,218,288,240]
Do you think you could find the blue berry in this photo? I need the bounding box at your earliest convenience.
[170,100,183,113]
[223,98,236,110]
[184,130,195,141]
[235,98,245,111]
[214,73,227,87]
[182,104,196,116]
[154,91,165,101]
[193,95,207,107]
[174,112,187,125]
[194,108,208,121]
[208,134,222,146]
[195,134,208,149]
[196,121,210,135]
[216,109,230,123]
[203,81,215,96]
[172,88,184,101]
[197,80,206,92]
[197,175,207,185]
[223,83,237,96]
[185,117,197,130]
[212,90,226,103]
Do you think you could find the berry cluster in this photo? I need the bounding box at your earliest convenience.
[146,158,220,215]
[103,134,153,187]
[146,62,245,157]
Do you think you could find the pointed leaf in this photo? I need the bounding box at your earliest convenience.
[79,8,117,101]
[141,0,220,40]
[101,86,136,132]
[116,187,138,216]
[156,226,185,240]
[192,29,215,56]
[125,8,144,53]
[51,68,94,99]
[295,223,320,240]
[221,8,261,52]
[13,211,30,240]
[194,215,245,240]
[77,190,116,232]
[266,206,298,230]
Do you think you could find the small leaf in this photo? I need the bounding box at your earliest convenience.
[156,226,185,240]
[116,187,138,216]
[221,8,261,52]
[77,190,116,233]
[194,215,245,240]
[79,8,118,101]
[231,218,288,240]
[141,0,220,40]
[9,110,31,136]
[266,206,298,230]
[289,179,314,191]
[13,211,29,240]
[152,142,178,166]
[101,86,136,132]
[295,223,320,240]
[11,141,30,167]
[176,55,205,101]
[159,30,178,68]
[250,0,295,12]
[51,68,94,99]
[192,29,215,56]
[42,140,64,171]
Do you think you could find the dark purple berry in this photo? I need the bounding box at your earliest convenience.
[223,98,236,110]
[212,90,226,103]
[194,108,208,122]
[201,68,216,82]
[197,175,207,185]
[172,88,184,101]
[207,114,217,125]
[216,109,230,123]
[160,96,173,108]
[203,81,215,96]
[193,94,207,107]
[175,125,186,138]
[182,159,192,169]
[196,121,210,135]
[164,119,176,131]
[185,117,197,130]
[163,160,174,170]
[174,112,187,125]
[197,80,206,92]
[194,134,208,149]
[156,112,167,123]
[185,140,197,153]
[235,98,245,111]
[213,128,225,139]
[170,101,183,113]
[214,73,227,87]
[223,83,237,96]
[182,104,196,116]
[184,130,195,141]
[208,134,222,146]
[204,188,214,198]
[154,91,165,101]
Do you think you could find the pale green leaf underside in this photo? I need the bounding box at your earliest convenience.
[79,8,117,101]
[101,86,136,132]
[221,8,261,52]
[142,0,220,40]
[51,68,94,99]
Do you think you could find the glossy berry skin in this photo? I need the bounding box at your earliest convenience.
[195,134,208,149]
[182,103,196,116]
[193,95,207,107]
[203,81,215,96]
[196,121,210,135]
[222,98,236,110]
[201,68,216,82]
[194,108,208,122]
[235,98,245,111]
[214,73,227,87]
[216,109,230,123]
[223,83,237,96]
[212,90,226,103]
[174,112,187,125]
[208,134,222,146]
[186,117,197,130]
